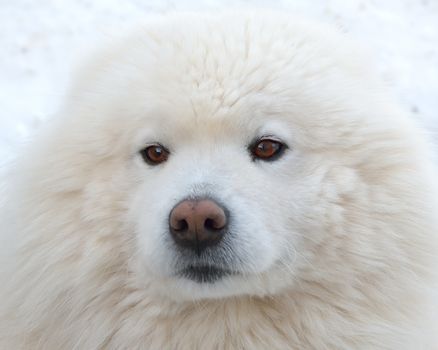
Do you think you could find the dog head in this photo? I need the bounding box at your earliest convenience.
[14,13,436,303]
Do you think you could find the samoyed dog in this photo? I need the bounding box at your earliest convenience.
[0,12,437,349]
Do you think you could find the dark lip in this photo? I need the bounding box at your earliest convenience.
[178,265,235,283]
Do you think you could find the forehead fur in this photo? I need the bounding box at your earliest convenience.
[67,12,378,129]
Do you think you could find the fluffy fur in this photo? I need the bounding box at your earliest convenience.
[1,12,437,349]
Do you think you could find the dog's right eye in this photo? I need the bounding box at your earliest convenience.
[250,138,286,161]
[140,144,169,165]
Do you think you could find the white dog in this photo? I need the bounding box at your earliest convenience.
[1,12,437,349]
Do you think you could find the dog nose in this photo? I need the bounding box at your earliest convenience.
[169,199,227,254]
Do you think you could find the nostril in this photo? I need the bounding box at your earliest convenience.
[204,217,225,231]
[174,219,189,232]
[204,218,215,231]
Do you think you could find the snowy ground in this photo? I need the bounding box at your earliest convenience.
[1,0,437,166]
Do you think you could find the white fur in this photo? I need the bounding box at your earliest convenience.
[1,12,437,349]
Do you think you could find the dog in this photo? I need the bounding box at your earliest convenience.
[1,12,437,349]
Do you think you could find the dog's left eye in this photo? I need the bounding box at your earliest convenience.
[140,144,169,165]
[251,138,286,161]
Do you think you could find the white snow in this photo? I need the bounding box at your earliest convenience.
[1,0,437,166]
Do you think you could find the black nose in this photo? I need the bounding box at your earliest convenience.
[169,198,228,255]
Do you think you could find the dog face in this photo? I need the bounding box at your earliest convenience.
[27,13,422,302]
[127,105,319,300]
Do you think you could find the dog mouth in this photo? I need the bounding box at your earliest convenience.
[178,265,235,283]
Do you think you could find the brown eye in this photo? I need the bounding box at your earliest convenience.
[140,144,169,165]
[251,139,285,161]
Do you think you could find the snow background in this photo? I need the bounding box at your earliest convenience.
[1,0,437,167]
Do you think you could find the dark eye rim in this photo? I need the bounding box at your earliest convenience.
[249,137,288,162]
[139,143,170,165]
